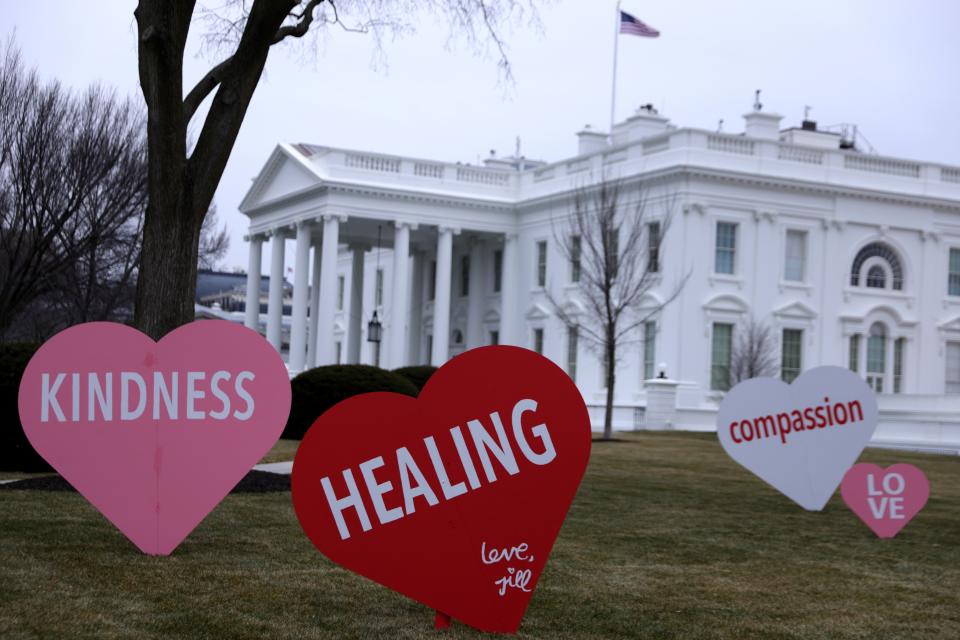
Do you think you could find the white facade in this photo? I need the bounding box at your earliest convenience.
[240,106,960,450]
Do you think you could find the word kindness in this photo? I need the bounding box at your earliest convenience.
[729,396,865,445]
[38,370,256,423]
[321,398,555,540]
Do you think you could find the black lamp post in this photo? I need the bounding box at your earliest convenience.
[367,225,383,366]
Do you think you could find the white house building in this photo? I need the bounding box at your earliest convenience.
[240,105,960,451]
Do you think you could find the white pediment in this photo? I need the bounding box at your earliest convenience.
[772,301,818,320]
[938,315,960,332]
[525,302,551,321]
[702,293,749,314]
[483,309,501,324]
[239,144,323,212]
[561,298,586,318]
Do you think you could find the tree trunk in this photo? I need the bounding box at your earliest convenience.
[603,339,615,440]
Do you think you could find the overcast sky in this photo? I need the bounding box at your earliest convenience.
[4,0,959,272]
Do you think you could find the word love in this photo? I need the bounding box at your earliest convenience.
[482,542,536,597]
[716,366,878,511]
[841,463,929,538]
[321,398,555,540]
[39,370,255,423]
[292,345,592,633]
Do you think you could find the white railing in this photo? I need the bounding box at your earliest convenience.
[942,167,960,184]
[533,166,556,182]
[565,158,590,174]
[707,135,755,156]
[414,162,444,179]
[455,166,510,186]
[642,137,669,155]
[344,153,401,173]
[778,145,825,165]
[603,148,628,164]
[844,154,920,178]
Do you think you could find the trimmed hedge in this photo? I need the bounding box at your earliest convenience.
[283,365,419,440]
[0,342,51,472]
[392,365,438,392]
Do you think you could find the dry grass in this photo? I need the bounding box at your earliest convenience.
[1,432,958,639]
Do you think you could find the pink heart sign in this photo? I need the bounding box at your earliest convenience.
[17,320,291,555]
[716,366,879,511]
[840,463,929,538]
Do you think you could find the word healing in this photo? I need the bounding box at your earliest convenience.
[38,370,256,423]
[321,398,555,540]
[728,396,865,445]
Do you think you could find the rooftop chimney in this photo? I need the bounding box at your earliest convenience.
[742,110,783,140]
[611,104,672,145]
[576,125,609,156]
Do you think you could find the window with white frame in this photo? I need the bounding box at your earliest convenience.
[428,261,436,301]
[533,328,544,355]
[949,248,960,296]
[784,230,807,282]
[489,330,499,345]
[893,337,905,394]
[460,255,470,297]
[866,322,887,392]
[493,250,503,293]
[711,323,733,391]
[336,275,345,310]
[849,334,861,372]
[536,241,547,287]
[850,243,903,290]
[946,342,960,394]
[647,222,661,273]
[335,341,342,365]
[715,222,737,275]
[781,328,802,383]
[643,321,656,380]
[570,235,582,283]
[567,326,578,382]
[375,268,384,306]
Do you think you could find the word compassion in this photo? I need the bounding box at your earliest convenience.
[38,371,256,423]
[729,396,865,445]
[321,398,555,540]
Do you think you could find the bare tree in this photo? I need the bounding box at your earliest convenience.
[547,176,687,440]
[133,0,544,339]
[198,203,230,270]
[0,41,147,340]
[728,315,779,386]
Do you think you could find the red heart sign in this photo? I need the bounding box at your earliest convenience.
[291,346,591,633]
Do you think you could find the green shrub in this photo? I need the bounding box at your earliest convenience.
[392,365,438,392]
[283,365,419,440]
[0,342,52,472]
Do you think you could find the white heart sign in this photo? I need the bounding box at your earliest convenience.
[716,366,878,511]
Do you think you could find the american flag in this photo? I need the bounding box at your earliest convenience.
[619,11,660,38]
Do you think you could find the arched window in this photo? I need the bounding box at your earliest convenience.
[866,265,886,288]
[850,243,903,290]
[866,322,887,392]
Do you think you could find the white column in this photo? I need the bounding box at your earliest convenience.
[465,237,484,349]
[244,234,263,330]
[389,221,415,367]
[431,226,458,365]
[347,244,366,364]
[288,221,312,372]
[305,241,322,369]
[408,251,424,364]
[500,232,519,345]
[315,214,343,365]
[266,230,286,351]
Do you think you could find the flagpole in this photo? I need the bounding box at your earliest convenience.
[609,1,621,136]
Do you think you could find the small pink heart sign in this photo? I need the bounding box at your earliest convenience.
[840,463,929,538]
[17,321,291,555]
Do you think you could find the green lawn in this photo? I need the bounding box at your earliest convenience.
[1,432,958,639]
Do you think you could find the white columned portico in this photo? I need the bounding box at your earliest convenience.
[266,230,286,350]
[500,232,519,345]
[389,221,415,367]
[466,237,484,349]
[306,241,322,369]
[347,244,366,364]
[315,214,344,365]
[288,220,312,371]
[408,250,424,364]
[244,234,263,330]
[431,225,458,365]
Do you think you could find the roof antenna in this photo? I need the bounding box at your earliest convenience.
[804,105,812,121]
[753,89,762,112]
[717,118,724,133]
